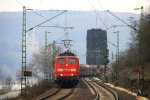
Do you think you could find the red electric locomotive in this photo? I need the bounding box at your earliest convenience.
[54,50,79,86]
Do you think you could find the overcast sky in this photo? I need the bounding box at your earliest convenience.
[0,0,149,13]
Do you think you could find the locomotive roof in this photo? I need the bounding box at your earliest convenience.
[56,56,77,58]
[58,50,76,56]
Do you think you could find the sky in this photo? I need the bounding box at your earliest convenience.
[0,0,150,13]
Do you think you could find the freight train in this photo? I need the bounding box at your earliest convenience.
[54,50,79,86]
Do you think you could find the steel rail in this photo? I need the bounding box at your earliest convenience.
[57,88,74,100]
[37,87,61,100]
[83,79,100,100]
[91,78,118,100]
[37,87,74,100]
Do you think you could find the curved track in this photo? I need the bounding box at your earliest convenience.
[83,79,100,100]
[35,87,74,100]
[84,78,118,100]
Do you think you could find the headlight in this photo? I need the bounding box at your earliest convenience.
[71,68,76,72]
[58,68,63,72]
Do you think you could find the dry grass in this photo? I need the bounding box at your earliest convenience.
[9,81,54,100]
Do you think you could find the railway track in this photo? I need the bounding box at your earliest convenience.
[35,87,74,100]
[84,78,118,100]
[83,78,100,100]
[34,78,117,100]
[92,78,118,100]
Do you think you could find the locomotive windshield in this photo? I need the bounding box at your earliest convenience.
[58,58,65,64]
[69,58,76,64]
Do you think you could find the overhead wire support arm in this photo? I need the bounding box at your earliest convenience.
[26,10,67,32]
[106,10,138,32]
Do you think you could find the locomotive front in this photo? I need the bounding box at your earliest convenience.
[54,51,79,86]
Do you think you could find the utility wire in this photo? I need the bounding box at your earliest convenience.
[16,0,61,26]
[16,0,25,6]
[88,0,108,29]
[32,9,66,26]
[107,10,138,32]
[26,10,67,32]
[16,0,47,20]
[108,40,117,47]
[39,25,74,29]
[55,34,66,42]
[48,34,66,46]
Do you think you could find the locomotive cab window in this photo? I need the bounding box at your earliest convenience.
[69,58,76,64]
[58,58,65,64]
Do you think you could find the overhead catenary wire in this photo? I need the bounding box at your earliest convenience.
[26,10,67,32]
[32,9,66,26]
[48,33,66,45]
[106,10,138,32]
[38,0,71,28]
[88,0,108,29]
[39,25,74,29]
[16,0,69,44]
[108,40,117,48]
[55,34,67,43]
[16,0,48,21]
[16,0,62,26]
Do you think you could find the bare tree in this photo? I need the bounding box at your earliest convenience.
[2,75,13,92]
[28,43,61,81]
